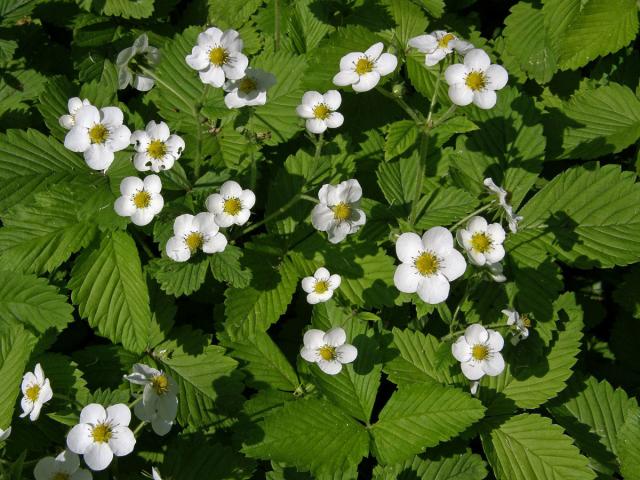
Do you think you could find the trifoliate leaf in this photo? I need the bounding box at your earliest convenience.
[242,397,370,476]
[70,231,153,353]
[373,449,488,480]
[0,324,35,429]
[481,413,596,480]
[371,382,485,464]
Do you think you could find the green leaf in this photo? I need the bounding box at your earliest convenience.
[0,129,85,213]
[36,76,74,142]
[373,450,488,480]
[482,413,596,480]
[0,271,73,334]
[384,0,428,48]
[377,151,420,207]
[0,325,35,429]
[385,120,419,160]
[543,0,638,71]
[70,231,153,353]
[283,0,334,54]
[415,182,480,230]
[518,164,640,268]
[242,397,370,476]
[148,257,209,297]
[559,83,640,159]
[405,51,449,105]
[101,0,154,19]
[618,408,640,480]
[209,245,252,288]
[37,353,90,406]
[371,383,486,465]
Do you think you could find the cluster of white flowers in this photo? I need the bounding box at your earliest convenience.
[186,27,276,109]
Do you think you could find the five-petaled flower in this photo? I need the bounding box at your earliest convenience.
[445,49,508,109]
[34,450,92,480]
[483,178,523,233]
[124,364,178,436]
[205,180,256,227]
[394,227,466,304]
[452,324,505,381]
[63,105,131,171]
[301,267,341,304]
[114,175,164,227]
[311,179,366,244]
[59,97,92,130]
[185,27,248,87]
[300,327,358,375]
[20,363,52,421]
[408,30,473,66]
[223,68,276,109]
[66,404,135,471]
[333,42,397,92]
[457,216,506,266]
[166,213,227,262]
[116,33,160,92]
[297,90,344,134]
[130,121,185,173]
[503,309,530,345]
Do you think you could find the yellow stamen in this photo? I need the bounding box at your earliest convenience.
[471,344,489,361]
[332,202,351,221]
[91,423,112,443]
[471,232,492,253]
[185,232,204,252]
[209,47,228,66]
[521,315,531,328]
[223,197,242,216]
[465,71,486,91]
[313,104,331,120]
[147,140,167,160]
[414,252,440,276]
[318,345,337,361]
[88,124,109,144]
[26,384,40,402]
[238,77,256,94]
[133,191,151,209]
[314,280,329,294]
[438,33,456,48]
[151,374,169,395]
[355,57,373,75]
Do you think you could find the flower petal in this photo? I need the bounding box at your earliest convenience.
[301,276,316,293]
[120,176,143,196]
[323,90,341,110]
[416,273,450,304]
[452,337,472,362]
[240,189,256,209]
[487,223,506,244]
[318,360,342,375]
[311,204,334,231]
[165,236,190,262]
[444,64,469,85]
[339,52,363,70]
[151,416,173,436]
[352,71,380,92]
[84,144,114,171]
[333,70,359,86]
[306,118,327,134]
[325,112,344,129]
[464,323,488,345]
[486,329,504,352]
[106,404,131,427]
[460,361,485,380]
[337,344,357,364]
[66,423,93,454]
[422,226,454,255]
[83,442,114,471]
[199,65,225,87]
[64,128,90,152]
[220,180,242,198]
[408,34,437,52]
[393,263,420,293]
[300,346,319,362]
[440,249,467,281]
[100,107,123,128]
[109,426,135,456]
[448,84,474,106]
[202,232,227,253]
[303,329,325,349]
[323,327,346,347]
[473,90,497,110]
[329,274,341,289]
[364,42,384,60]
[484,244,505,264]
[485,64,508,90]
[396,232,423,263]
[301,91,323,107]
[482,353,505,376]
[34,457,57,480]
[464,49,491,71]
[467,216,488,232]
[375,53,397,76]
[80,404,106,424]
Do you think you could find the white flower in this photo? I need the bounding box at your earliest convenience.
[63,105,131,171]
[116,33,160,92]
[66,404,135,472]
[311,179,366,244]
[20,363,52,421]
[483,178,523,233]
[456,216,506,266]
[59,97,92,129]
[130,121,185,173]
[408,30,473,66]
[152,467,162,480]
[296,90,344,134]
[223,68,276,109]
[444,49,508,109]
[34,450,92,480]
[165,213,227,262]
[487,262,506,283]
[114,175,164,226]
[300,327,358,375]
[333,42,397,92]
[185,27,248,88]
[0,426,10,442]
[503,309,530,345]
[205,180,255,227]
[301,267,341,304]
[124,364,178,436]
[394,227,467,304]
[452,324,505,381]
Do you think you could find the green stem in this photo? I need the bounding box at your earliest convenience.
[133,421,146,437]
[314,132,325,159]
[449,203,494,231]
[375,86,422,123]
[130,228,155,259]
[300,194,319,203]
[425,64,443,126]
[432,103,457,128]
[128,395,143,409]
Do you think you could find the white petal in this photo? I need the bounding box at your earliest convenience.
[464,49,491,71]
[165,236,190,262]
[296,104,314,119]
[311,204,334,231]
[34,457,57,480]
[333,70,359,86]
[486,329,504,352]
[59,114,74,129]
[337,344,357,364]
[301,91,324,107]
[444,64,469,85]
[202,232,227,253]
[300,346,320,362]
[306,118,327,134]
[482,353,505,376]
[314,267,330,280]
[327,221,351,243]
[71,470,92,480]
[64,128,90,152]
[68,97,84,113]
[40,380,53,403]
[422,226,454,255]
[199,65,225,87]
[83,442,114,471]
[318,360,342,375]
[452,337,472,362]
[303,329,325,349]
[156,393,178,421]
[416,273,450,304]
[461,361,485,380]
[80,404,106,424]
[29,401,44,421]
[220,180,242,198]
[375,53,397,76]
[100,107,123,127]
[109,126,133,151]
[485,64,508,90]
[133,75,155,92]
[339,52,363,71]
[393,263,420,293]
[352,71,380,92]
[143,175,162,194]
[165,135,185,156]
[468,249,486,266]
[131,209,155,226]
[323,90,341,110]
[440,249,466,281]
[325,112,344,129]
[307,291,331,304]
[323,327,346,347]
[424,49,447,66]
[84,144,114,171]
[364,42,384,59]
[222,53,248,79]
[173,214,195,236]
[329,274,341,289]
[457,229,472,250]
[185,48,209,71]
[108,426,135,456]
[473,90,497,110]
[151,417,173,436]
[205,193,224,214]
[487,223,506,244]
[34,364,45,383]
[467,216,488,232]
[408,34,437,52]
[214,212,235,228]
[396,232,423,263]
[485,244,505,264]
[74,105,100,127]
[194,212,218,234]
[20,396,32,418]
[234,207,251,225]
[464,324,488,345]
[146,121,170,141]
[120,176,143,196]
[66,424,93,454]
[448,84,474,106]
[240,189,256,209]
[301,276,316,293]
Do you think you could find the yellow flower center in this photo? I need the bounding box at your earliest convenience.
[151,374,169,395]
[471,344,489,361]
[521,315,531,328]
[88,124,109,144]
[332,202,351,221]
[209,47,229,66]
[355,57,373,75]
[465,71,486,91]
[25,384,40,402]
[318,345,337,361]
[313,104,331,120]
[470,232,492,253]
[314,280,329,294]
[91,423,112,443]
[147,140,167,160]
[133,190,151,209]
[52,473,70,480]
[414,252,440,276]
[185,232,204,252]
[438,33,456,48]
[238,77,257,94]
[223,197,242,216]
